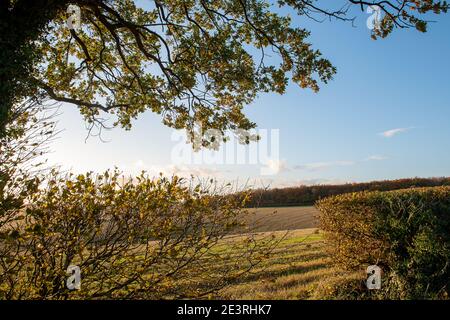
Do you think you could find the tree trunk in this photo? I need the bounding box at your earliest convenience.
[0,0,70,138]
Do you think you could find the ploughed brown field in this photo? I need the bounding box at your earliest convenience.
[244,206,320,233]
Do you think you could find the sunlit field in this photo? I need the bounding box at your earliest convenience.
[218,228,331,299]
[211,207,361,299]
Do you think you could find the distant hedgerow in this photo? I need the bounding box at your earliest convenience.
[245,177,450,208]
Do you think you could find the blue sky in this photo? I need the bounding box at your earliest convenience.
[46,5,450,188]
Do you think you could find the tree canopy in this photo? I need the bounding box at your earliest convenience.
[1,0,448,142]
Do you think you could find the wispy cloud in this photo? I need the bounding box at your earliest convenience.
[379,127,413,138]
[294,160,355,171]
[271,178,353,188]
[365,155,388,161]
[293,155,387,172]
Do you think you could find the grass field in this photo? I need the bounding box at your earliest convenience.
[215,207,362,299]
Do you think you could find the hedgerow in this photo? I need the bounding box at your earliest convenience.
[317,187,450,299]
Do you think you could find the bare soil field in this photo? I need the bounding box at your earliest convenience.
[244,206,320,233]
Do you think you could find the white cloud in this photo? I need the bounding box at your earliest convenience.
[294,160,355,171]
[124,161,228,178]
[134,159,146,168]
[169,165,227,177]
[365,155,388,161]
[379,127,413,138]
[263,159,289,175]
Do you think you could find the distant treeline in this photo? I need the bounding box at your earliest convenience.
[246,177,450,207]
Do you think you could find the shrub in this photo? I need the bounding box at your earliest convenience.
[317,187,450,299]
[0,170,278,299]
[1,100,58,299]
[1,101,277,299]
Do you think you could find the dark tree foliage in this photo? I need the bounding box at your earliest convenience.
[246,177,450,207]
[1,0,448,142]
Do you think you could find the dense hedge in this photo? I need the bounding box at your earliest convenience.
[246,177,450,207]
[316,187,450,299]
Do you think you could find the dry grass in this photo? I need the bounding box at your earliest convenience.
[215,228,362,300]
[134,206,360,299]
